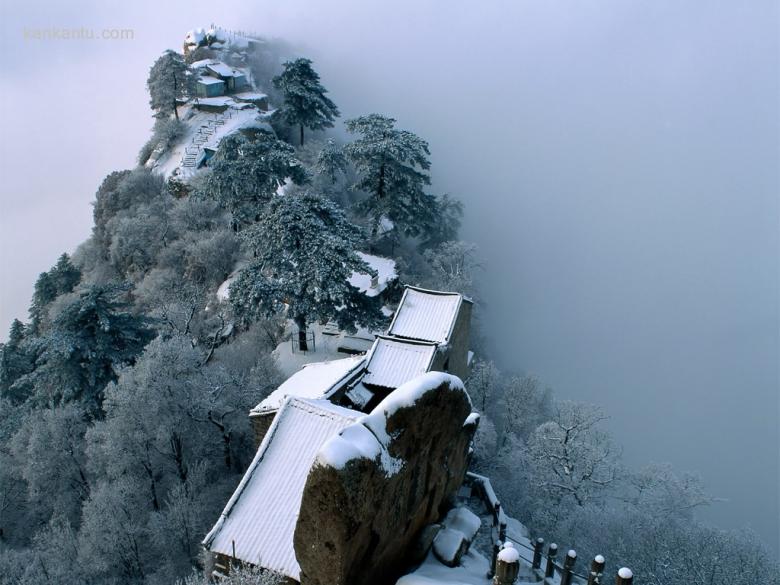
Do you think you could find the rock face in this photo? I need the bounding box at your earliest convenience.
[294,372,478,585]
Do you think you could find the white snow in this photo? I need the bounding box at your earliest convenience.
[317,372,465,474]
[234,91,269,101]
[619,568,634,579]
[443,507,481,542]
[464,412,480,427]
[595,554,605,564]
[433,528,466,565]
[251,355,365,414]
[362,336,438,389]
[203,398,360,580]
[194,96,234,107]
[348,252,397,297]
[396,548,490,585]
[497,543,520,563]
[206,61,236,78]
[388,287,465,344]
[197,76,225,86]
[150,104,269,179]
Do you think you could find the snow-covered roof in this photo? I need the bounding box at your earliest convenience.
[234,91,268,102]
[388,286,468,344]
[203,398,361,580]
[348,253,397,297]
[197,76,225,86]
[194,97,234,107]
[190,58,214,69]
[362,336,438,389]
[251,356,365,414]
[207,61,238,78]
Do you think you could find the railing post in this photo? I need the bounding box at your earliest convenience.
[545,543,558,579]
[493,501,501,526]
[493,543,520,585]
[616,567,633,585]
[499,520,507,543]
[560,550,577,585]
[532,537,544,570]
[587,555,606,585]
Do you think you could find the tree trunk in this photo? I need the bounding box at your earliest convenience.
[295,315,308,352]
[173,73,180,121]
[300,124,305,147]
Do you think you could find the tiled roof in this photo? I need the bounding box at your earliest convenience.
[251,356,365,414]
[387,287,465,344]
[203,398,361,580]
[362,336,437,390]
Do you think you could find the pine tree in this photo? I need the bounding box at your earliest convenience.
[0,320,32,403]
[273,58,340,146]
[27,253,82,334]
[199,131,309,226]
[147,50,190,121]
[344,114,438,239]
[229,192,385,349]
[32,283,155,411]
[49,253,81,295]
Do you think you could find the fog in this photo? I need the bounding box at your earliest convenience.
[1,0,777,555]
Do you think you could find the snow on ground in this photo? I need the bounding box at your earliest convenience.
[148,103,272,179]
[349,253,397,297]
[397,548,491,585]
[272,320,377,378]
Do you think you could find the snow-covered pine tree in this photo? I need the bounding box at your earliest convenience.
[0,319,32,403]
[147,50,190,121]
[344,114,439,239]
[273,58,340,147]
[199,131,308,226]
[229,192,385,350]
[28,283,155,411]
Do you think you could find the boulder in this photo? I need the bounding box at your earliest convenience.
[293,372,477,585]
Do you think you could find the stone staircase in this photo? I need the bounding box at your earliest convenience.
[181,111,231,170]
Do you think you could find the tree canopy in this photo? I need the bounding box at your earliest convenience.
[229,192,385,348]
[147,50,190,121]
[199,131,308,226]
[344,114,438,239]
[273,58,340,146]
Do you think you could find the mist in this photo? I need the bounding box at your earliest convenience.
[0,0,777,556]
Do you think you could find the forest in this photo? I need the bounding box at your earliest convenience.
[0,37,777,585]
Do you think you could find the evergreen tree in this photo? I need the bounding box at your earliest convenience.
[273,58,340,146]
[315,138,348,184]
[344,114,438,238]
[229,192,385,350]
[49,253,81,294]
[0,320,33,403]
[27,253,81,334]
[147,50,190,121]
[30,283,155,411]
[199,132,308,226]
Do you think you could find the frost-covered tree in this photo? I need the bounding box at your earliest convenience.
[27,283,155,410]
[344,114,438,238]
[78,477,150,583]
[0,320,33,403]
[526,401,619,508]
[147,50,190,121]
[230,192,385,350]
[199,131,308,226]
[466,358,501,414]
[273,58,340,146]
[26,253,82,333]
[11,404,90,525]
[422,241,481,299]
[315,138,348,183]
[421,194,464,248]
[181,564,283,585]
